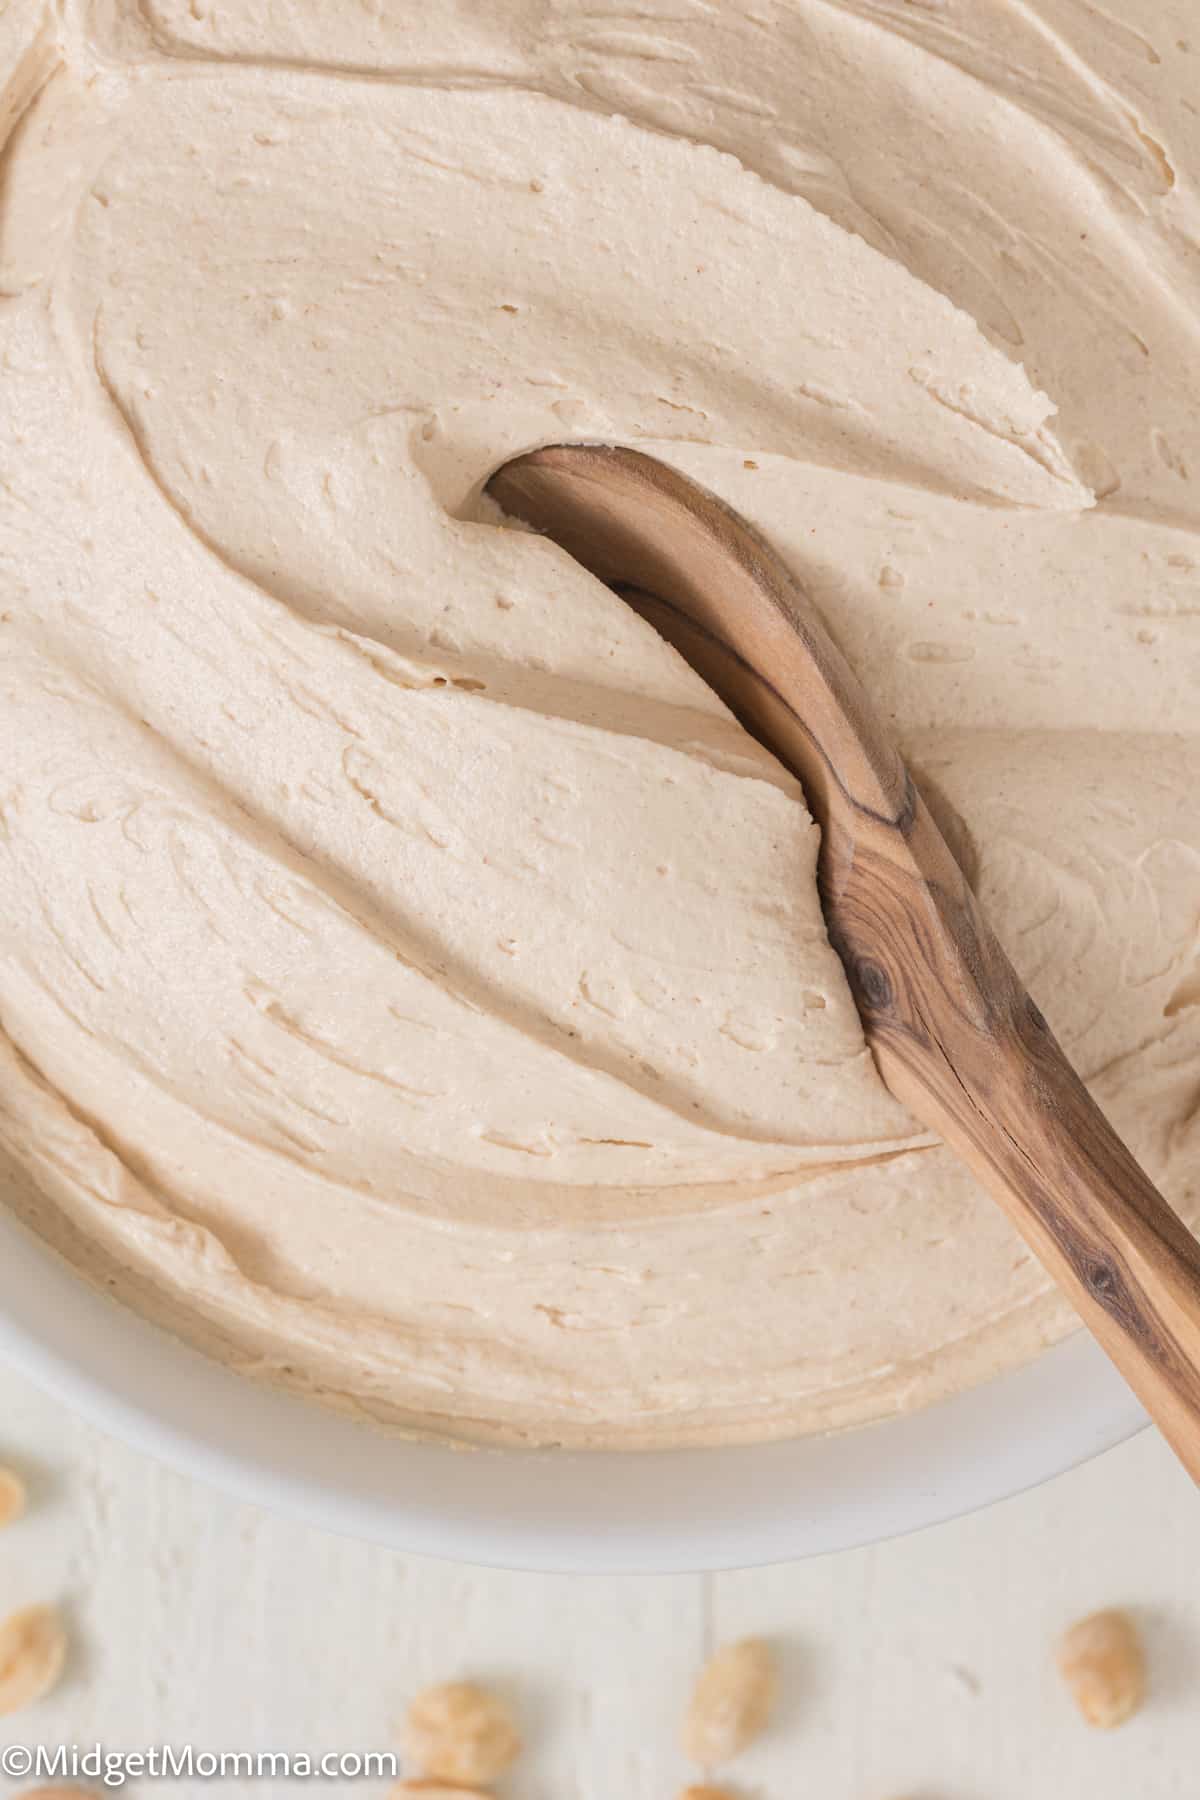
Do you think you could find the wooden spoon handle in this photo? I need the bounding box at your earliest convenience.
[846,800,1200,1484]
[883,1034,1200,1482]
[488,445,1200,1478]
[625,580,1200,1481]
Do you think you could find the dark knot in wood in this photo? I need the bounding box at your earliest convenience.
[854,958,893,1014]
[1083,1255,1128,1320]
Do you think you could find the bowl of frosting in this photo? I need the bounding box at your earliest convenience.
[0,0,1193,1567]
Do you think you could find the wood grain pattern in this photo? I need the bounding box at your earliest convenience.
[488,443,1200,1484]
[4,1357,1200,1800]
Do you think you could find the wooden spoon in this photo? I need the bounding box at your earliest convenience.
[488,443,1200,1482]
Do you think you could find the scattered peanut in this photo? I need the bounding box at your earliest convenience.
[0,1466,26,1528]
[1057,1609,1145,1729]
[682,1638,776,1767]
[0,1604,68,1716]
[18,1789,102,1799]
[402,1681,520,1786]
[389,1785,491,1799]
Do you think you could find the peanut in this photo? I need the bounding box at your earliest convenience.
[0,1605,68,1715]
[682,1637,776,1766]
[0,1466,26,1528]
[1057,1608,1145,1728]
[401,1681,520,1786]
[17,1790,102,1799]
[390,1785,491,1799]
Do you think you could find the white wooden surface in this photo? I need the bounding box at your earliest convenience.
[0,1357,1196,1799]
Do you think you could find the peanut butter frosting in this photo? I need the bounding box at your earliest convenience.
[0,0,1197,1446]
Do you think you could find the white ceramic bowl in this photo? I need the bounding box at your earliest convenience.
[0,1206,1144,1571]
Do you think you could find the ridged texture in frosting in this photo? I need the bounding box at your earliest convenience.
[0,0,1196,1444]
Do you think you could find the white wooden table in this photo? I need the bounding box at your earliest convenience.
[0,1358,1196,1799]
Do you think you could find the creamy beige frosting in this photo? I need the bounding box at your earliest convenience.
[0,0,1197,1446]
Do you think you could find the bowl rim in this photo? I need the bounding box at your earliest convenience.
[0,1209,1146,1571]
